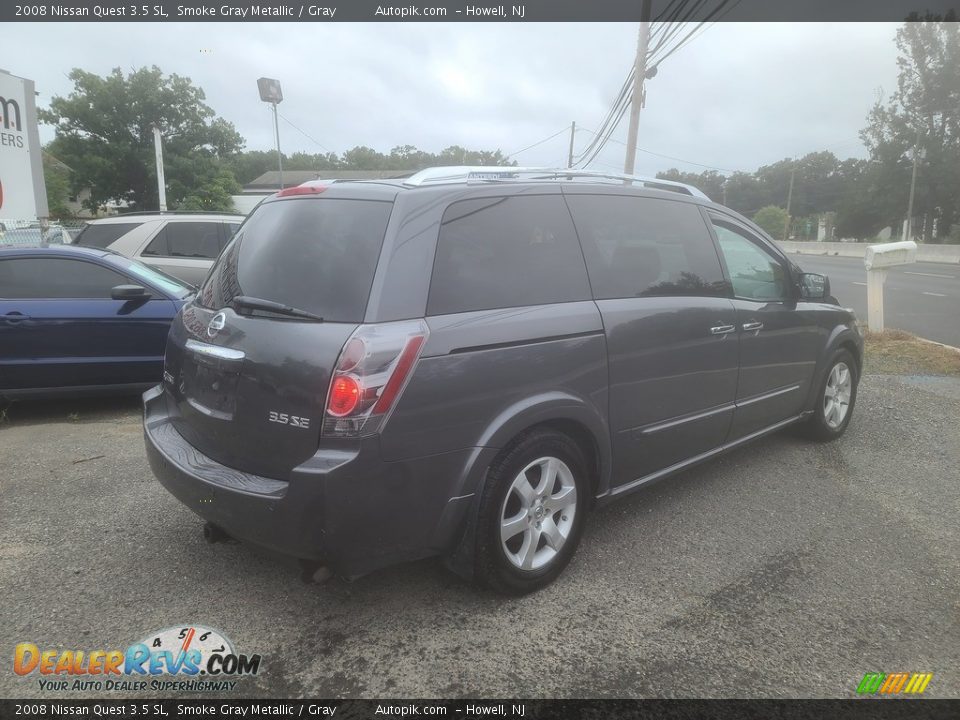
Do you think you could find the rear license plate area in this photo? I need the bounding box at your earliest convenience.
[183,358,239,419]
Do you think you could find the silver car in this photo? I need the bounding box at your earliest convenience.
[74,212,245,286]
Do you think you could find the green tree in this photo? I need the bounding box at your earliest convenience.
[752,206,789,238]
[42,152,74,220]
[724,171,766,216]
[40,66,243,213]
[656,168,726,203]
[861,19,960,242]
[223,149,280,184]
[340,145,388,170]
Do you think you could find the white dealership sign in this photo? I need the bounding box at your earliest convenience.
[0,69,48,221]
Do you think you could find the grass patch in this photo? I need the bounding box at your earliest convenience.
[864,329,960,377]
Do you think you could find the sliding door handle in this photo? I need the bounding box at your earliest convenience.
[710,324,736,335]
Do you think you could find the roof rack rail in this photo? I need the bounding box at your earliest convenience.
[110,210,246,217]
[401,166,709,199]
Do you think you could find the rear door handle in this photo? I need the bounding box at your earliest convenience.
[742,321,764,332]
[710,324,736,335]
[3,311,31,324]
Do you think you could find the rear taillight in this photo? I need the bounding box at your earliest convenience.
[322,319,429,437]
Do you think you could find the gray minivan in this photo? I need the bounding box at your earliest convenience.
[143,167,863,594]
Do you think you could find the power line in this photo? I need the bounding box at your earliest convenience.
[573,1,734,172]
[506,126,572,159]
[578,126,742,172]
[277,111,333,154]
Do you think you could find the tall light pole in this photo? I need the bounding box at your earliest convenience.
[623,0,653,176]
[257,77,284,190]
[151,124,167,211]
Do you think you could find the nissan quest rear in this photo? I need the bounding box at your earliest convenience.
[144,167,863,594]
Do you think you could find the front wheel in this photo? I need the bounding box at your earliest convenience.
[803,349,858,441]
[475,430,590,595]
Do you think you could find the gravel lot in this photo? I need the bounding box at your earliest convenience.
[1,374,958,699]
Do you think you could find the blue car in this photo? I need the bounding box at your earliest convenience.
[0,244,193,399]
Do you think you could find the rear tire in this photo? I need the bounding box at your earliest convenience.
[803,348,858,441]
[475,429,589,595]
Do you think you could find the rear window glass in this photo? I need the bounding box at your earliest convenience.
[427,195,591,316]
[198,198,392,322]
[143,222,223,259]
[73,222,142,248]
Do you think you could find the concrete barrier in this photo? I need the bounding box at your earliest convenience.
[777,240,960,264]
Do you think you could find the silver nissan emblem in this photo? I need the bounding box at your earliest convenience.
[207,312,227,338]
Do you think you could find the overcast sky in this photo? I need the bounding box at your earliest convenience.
[10,22,901,176]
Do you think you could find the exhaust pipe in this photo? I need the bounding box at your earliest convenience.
[299,559,332,584]
[202,522,232,544]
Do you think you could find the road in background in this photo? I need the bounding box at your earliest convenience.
[789,254,960,347]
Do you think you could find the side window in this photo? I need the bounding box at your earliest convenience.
[711,221,789,301]
[565,194,728,299]
[142,226,169,257]
[73,222,143,248]
[427,195,592,315]
[143,222,222,259]
[0,258,129,299]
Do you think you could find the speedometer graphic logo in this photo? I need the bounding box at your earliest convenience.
[137,625,235,672]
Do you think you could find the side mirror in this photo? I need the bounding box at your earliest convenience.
[798,273,830,300]
[111,284,151,301]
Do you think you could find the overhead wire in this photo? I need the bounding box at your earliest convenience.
[505,126,573,159]
[277,111,333,154]
[575,0,737,170]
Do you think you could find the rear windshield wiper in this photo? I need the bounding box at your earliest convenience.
[231,295,324,322]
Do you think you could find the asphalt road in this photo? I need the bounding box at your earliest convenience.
[1,375,958,700]
[788,254,960,347]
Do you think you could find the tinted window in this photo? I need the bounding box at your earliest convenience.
[198,199,392,322]
[143,222,222,259]
[0,258,129,299]
[566,195,727,299]
[712,221,789,300]
[427,195,591,315]
[73,222,142,249]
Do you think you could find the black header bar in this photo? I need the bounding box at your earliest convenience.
[3,0,958,22]
[1,699,957,719]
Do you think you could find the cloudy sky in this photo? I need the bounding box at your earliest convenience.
[10,22,901,176]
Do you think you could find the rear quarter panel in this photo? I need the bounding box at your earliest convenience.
[379,302,611,493]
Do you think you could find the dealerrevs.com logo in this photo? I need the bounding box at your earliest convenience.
[14,625,262,692]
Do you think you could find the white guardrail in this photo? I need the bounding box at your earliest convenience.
[778,240,960,264]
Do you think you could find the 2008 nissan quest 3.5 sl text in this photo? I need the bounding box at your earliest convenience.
[143,166,863,594]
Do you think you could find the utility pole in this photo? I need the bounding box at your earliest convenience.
[152,125,167,212]
[905,125,922,241]
[722,181,727,207]
[623,0,653,176]
[567,121,576,168]
[782,167,795,242]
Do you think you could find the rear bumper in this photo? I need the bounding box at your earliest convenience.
[143,385,495,577]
